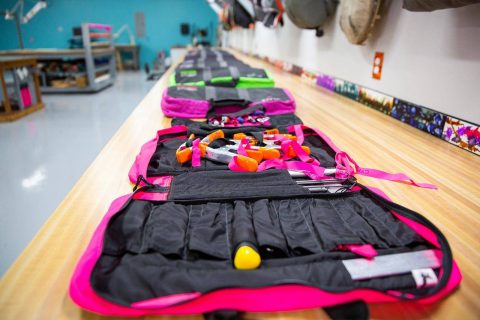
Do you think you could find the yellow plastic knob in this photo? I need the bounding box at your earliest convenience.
[234,245,261,270]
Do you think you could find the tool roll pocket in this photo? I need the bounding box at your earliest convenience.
[103,185,427,261]
[92,187,439,306]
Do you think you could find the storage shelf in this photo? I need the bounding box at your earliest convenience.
[44,71,86,77]
[95,65,110,73]
[40,77,113,93]
[0,22,117,94]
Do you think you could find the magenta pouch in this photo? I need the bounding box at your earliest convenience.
[161,86,296,119]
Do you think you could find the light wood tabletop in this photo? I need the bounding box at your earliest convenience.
[0,50,479,320]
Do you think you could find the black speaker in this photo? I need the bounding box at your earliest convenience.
[180,23,190,35]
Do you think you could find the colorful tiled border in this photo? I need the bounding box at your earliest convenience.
[238,49,479,156]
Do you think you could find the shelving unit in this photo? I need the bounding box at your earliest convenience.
[0,23,116,93]
[0,57,44,122]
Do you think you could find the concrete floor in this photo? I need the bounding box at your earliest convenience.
[0,72,155,276]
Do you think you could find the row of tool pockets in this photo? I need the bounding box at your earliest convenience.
[103,194,425,260]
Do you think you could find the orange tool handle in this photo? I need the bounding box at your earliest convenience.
[204,130,224,143]
[259,147,281,160]
[176,148,193,164]
[264,129,279,135]
[235,155,258,172]
[245,149,263,164]
[233,133,247,140]
[199,142,207,157]
[286,145,311,158]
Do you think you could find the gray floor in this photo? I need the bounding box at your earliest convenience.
[0,72,155,276]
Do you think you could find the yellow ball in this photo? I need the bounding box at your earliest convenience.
[234,245,261,270]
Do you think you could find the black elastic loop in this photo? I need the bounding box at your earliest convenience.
[323,300,369,320]
[133,175,154,192]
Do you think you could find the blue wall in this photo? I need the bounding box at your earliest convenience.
[0,0,218,65]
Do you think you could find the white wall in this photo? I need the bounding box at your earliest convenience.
[226,1,480,124]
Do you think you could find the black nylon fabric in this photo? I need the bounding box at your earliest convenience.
[166,86,290,103]
[169,170,310,200]
[174,67,269,84]
[92,189,430,306]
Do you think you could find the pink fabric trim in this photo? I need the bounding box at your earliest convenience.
[161,88,296,119]
[291,140,319,164]
[258,159,329,180]
[342,244,378,259]
[293,125,436,189]
[133,175,172,201]
[293,124,304,144]
[236,138,249,156]
[335,152,437,189]
[191,139,201,167]
[133,191,169,201]
[132,292,202,309]
[288,125,343,154]
[128,137,158,184]
[129,126,188,184]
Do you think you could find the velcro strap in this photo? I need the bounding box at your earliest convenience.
[237,88,250,101]
[205,86,216,102]
[229,66,240,81]
[202,68,212,82]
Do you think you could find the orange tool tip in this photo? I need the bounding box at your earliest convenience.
[199,143,207,157]
[245,150,263,163]
[262,148,281,160]
[235,156,258,172]
[264,129,279,135]
[176,148,193,164]
[207,130,225,141]
[233,133,247,140]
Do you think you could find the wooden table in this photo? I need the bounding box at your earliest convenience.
[0,50,478,320]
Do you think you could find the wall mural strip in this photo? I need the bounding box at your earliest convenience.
[237,49,479,156]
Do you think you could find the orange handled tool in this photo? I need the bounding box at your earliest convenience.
[176,134,196,164]
[258,147,281,160]
[234,155,258,172]
[201,129,225,143]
